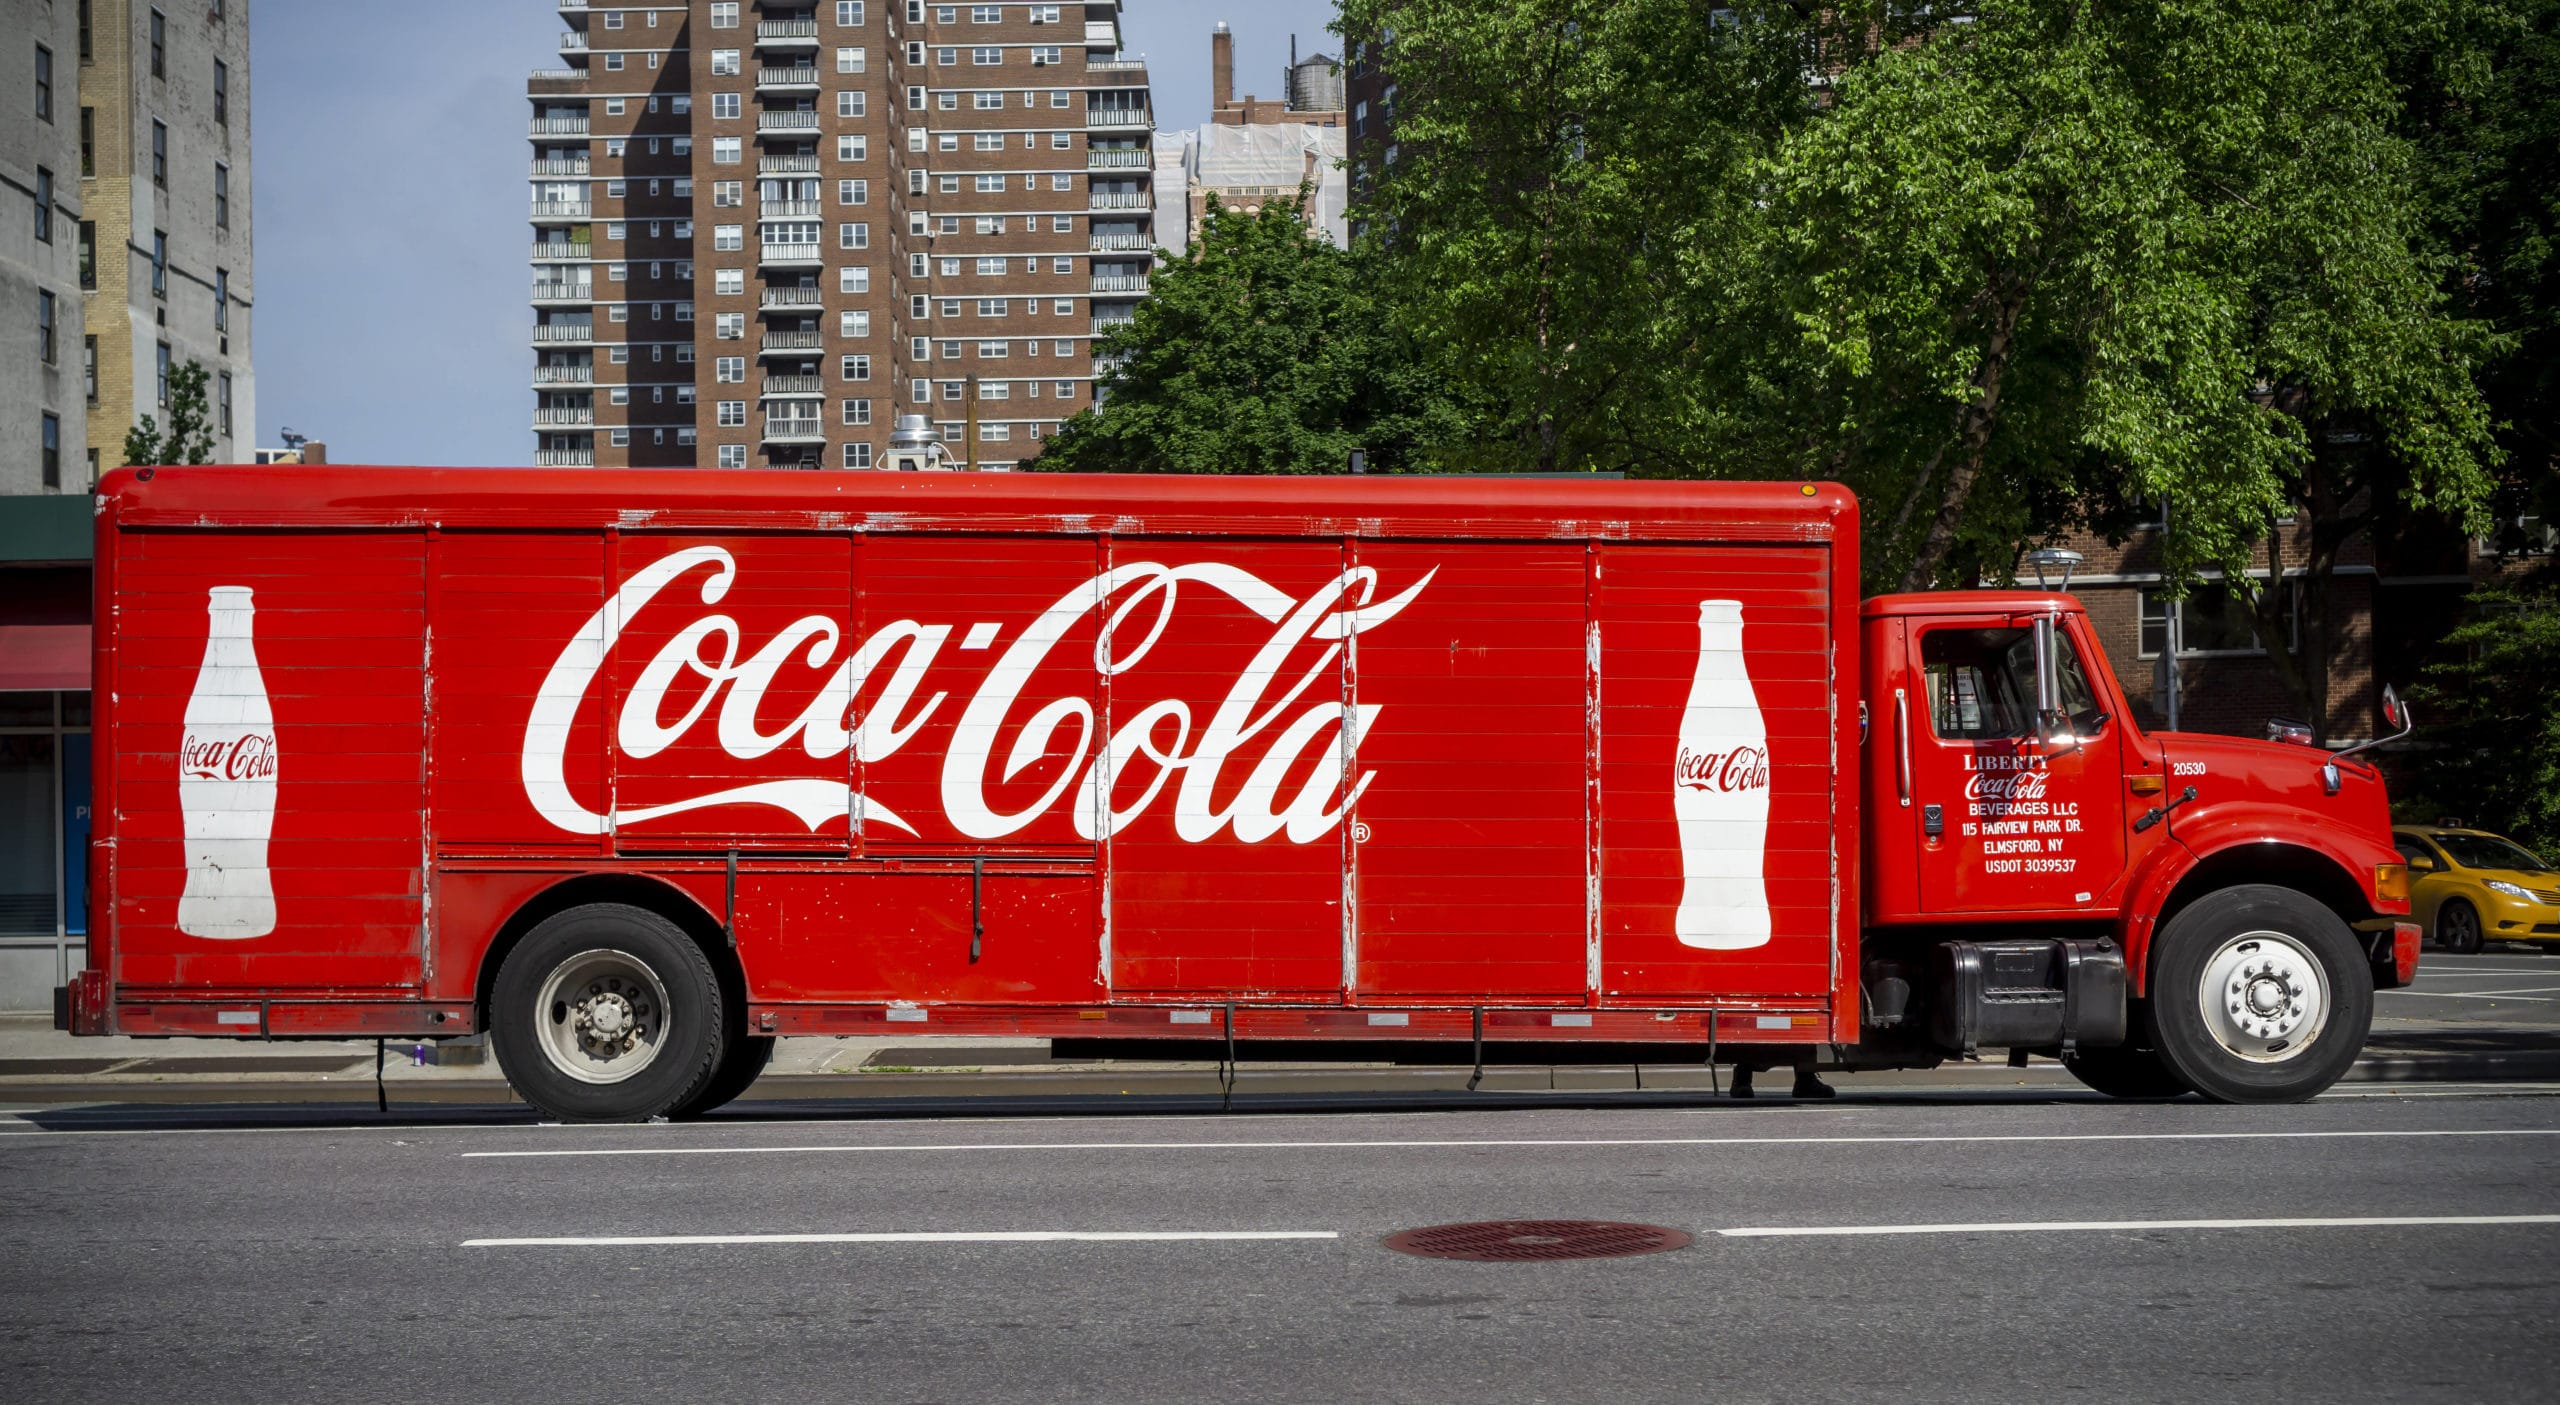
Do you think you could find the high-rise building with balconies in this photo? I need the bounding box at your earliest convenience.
[527,0,1154,470]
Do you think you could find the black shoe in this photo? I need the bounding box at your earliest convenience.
[1792,1071,1837,1099]
[1729,1065,1756,1099]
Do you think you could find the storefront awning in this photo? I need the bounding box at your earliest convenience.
[0,625,91,691]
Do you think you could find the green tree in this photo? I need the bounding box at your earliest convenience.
[124,359,218,466]
[1032,192,1470,474]
[2407,591,2560,855]
[1333,0,1829,476]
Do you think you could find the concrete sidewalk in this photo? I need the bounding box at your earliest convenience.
[4,1013,2556,1109]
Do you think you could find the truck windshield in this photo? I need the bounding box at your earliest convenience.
[2432,833,2554,873]
[1922,627,2103,741]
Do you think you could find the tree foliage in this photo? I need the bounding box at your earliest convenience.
[123,359,218,467]
[1031,193,1470,474]
[2406,591,2560,855]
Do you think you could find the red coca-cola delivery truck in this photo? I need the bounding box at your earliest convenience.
[62,467,2421,1119]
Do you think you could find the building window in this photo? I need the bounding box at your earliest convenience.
[214,59,228,125]
[711,49,740,76]
[836,1,865,23]
[842,354,871,380]
[713,223,743,251]
[844,441,872,468]
[84,335,96,400]
[714,268,743,295]
[712,92,740,120]
[79,105,93,174]
[837,46,866,73]
[603,53,624,71]
[35,43,53,121]
[837,178,868,205]
[33,166,53,243]
[709,1,738,26]
[713,182,742,207]
[151,231,166,297]
[38,291,57,363]
[610,428,631,447]
[839,221,868,249]
[838,266,869,294]
[217,372,232,436]
[2137,581,2299,658]
[214,267,228,332]
[214,163,229,227]
[715,356,745,382]
[1030,45,1060,64]
[718,401,746,427]
[78,0,92,61]
[837,133,868,161]
[972,174,1002,192]
[719,443,746,468]
[839,309,870,337]
[837,90,866,118]
[971,47,1001,65]
[715,311,745,340]
[976,339,1008,359]
[842,398,870,425]
[151,120,166,187]
[156,341,171,407]
[42,413,60,486]
[935,47,956,65]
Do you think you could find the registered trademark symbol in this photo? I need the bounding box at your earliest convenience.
[1351,821,1373,844]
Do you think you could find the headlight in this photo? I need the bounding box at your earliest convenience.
[2485,879,2534,899]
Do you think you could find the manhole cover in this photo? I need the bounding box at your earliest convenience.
[1382,1220,1691,1262]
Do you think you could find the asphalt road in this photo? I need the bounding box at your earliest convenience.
[4,1090,2558,1403]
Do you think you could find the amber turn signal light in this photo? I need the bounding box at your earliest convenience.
[2128,774,2166,796]
[2375,863,2410,903]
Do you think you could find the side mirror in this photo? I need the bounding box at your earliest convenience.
[2407,854,2437,874]
[2266,718,2315,746]
[2030,613,2080,751]
[2382,685,2406,731]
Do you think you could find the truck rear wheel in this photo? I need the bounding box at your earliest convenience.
[2060,1037,2191,1099]
[673,1034,775,1119]
[2146,885,2371,1104]
[490,903,728,1123]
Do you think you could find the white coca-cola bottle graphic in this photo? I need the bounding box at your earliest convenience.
[177,586,278,939]
[1672,599,1772,949]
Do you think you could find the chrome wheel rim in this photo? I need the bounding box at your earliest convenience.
[2197,930,2330,1064]
[534,948,671,1085]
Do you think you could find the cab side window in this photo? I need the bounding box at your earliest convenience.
[1921,627,2103,740]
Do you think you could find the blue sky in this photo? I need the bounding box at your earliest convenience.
[248,1,1343,465]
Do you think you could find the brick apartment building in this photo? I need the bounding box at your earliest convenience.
[528,0,1155,471]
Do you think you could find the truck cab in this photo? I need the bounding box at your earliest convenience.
[1855,591,2418,1101]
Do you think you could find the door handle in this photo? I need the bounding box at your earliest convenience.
[1894,687,1912,808]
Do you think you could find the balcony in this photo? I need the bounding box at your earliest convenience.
[1084,20,1118,46]
[759,331,824,354]
[758,241,823,265]
[531,157,592,177]
[1093,317,1135,337]
[1086,110,1150,129]
[1090,275,1148,295]
[759,154,821,175]
[532,115,591,136]
[534,448,596,467]
[559,33,589,54]
[527,68,583,86]
[759,199,823,218]
[757,111,822,136]
[533,323,595,345]
[531,280,595,303]
[530,241,594,261]
[531,200,594,221]
[534,365,594,386]
[1088,191,1149,210]
[1088,58,1147,74]
[761,375,824,396]
[756,66,819,90]
[754,19,820,45]
[760,286,823,310]
[1088,149,1149,169]
[535,406,597,428]
[762,417,827,442]
[1090,232,1149,251]
[558,0,588,10]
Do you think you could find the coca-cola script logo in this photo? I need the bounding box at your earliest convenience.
[521,546,1436,844]
[1964,769,2050,802]
[181,732,278,783]
[1674,744,1769,793]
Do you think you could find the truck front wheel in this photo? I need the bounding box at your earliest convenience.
[490,903,729,1122]
[2146,885,2372,1104]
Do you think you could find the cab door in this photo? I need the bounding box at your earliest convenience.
[1909,617,2126,915]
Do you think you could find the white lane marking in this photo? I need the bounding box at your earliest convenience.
[458,1128,2560,1160]
[2413,968,2560,977]
[464,1230,1338,1248]
[1719,1213,2560,1238]
[2376,989,2558,1003]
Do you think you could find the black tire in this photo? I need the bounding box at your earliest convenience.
[2437,900,2484,955]
[2146,885,2373,1105]
[673,1034,776,1119]
[2061,1034,2192,1099]
[490,903,729,1122]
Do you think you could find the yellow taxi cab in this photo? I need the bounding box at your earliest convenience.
[2392,826,2560,954]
